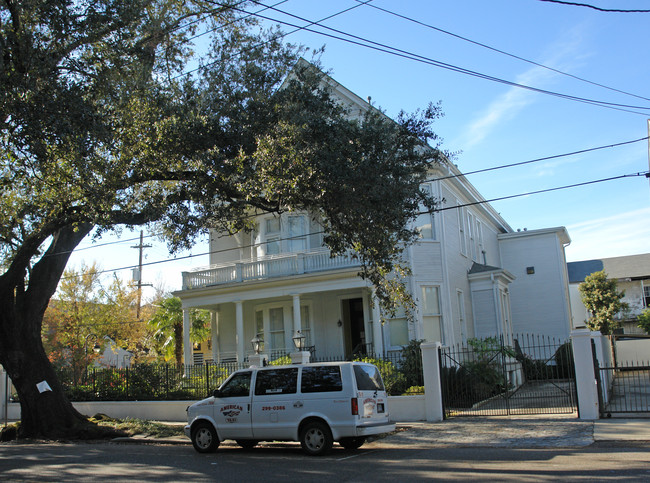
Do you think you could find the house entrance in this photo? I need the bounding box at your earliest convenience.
[342,298,367,358]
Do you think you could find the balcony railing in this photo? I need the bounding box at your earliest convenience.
[182,248,361,290]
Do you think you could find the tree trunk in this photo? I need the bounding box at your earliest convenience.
[174,322,183,366]
[0,224,96,439]
[1,307,88,438]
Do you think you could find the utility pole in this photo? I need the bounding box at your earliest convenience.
[647,120,650,188]
[131,230,152,319]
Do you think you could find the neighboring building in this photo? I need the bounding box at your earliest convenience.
[174,63,574,364]
[567,253,650,334]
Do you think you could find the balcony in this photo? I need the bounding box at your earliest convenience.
[181,248,361,290]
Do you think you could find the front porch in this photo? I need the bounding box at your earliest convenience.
[175,275,385,366]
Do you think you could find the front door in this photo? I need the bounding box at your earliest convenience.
[342,298,366,357]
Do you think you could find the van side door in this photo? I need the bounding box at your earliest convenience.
[213,370,253,439]
[251,367,300,440]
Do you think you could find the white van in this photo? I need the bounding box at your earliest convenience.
[185,361,395,456]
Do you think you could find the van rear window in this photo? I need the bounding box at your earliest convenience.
[353,365,385,391]
[254,368,298,395]
[301,366,343,393]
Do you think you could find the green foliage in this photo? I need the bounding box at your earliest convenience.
[578,270,628,335]
[398,339,424,389]
[269,355,292,366]
[637,308,650,334]
[467,337,517,360]
[402,386,424,395]
[148,296,210,365]
[55,362,231,402]
[554,342,575,379]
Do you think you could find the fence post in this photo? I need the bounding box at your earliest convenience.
[421,341,444,422]
[570,329,600,420]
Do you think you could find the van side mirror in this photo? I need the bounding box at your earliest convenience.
[213,389,222,398]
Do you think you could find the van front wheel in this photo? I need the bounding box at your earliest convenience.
[191,422,220,453]
[339,437,366,450]
[299,421,333,456]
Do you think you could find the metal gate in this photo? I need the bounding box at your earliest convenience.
[440,334,577,418]
[594,335,650,416]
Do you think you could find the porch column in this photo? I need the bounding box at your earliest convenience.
[235,301,244,363]
[183,308,191,366]
[292,294,302,333]
[211,308,220,363]
[371,291,383,356]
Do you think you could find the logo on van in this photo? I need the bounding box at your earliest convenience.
[221,404,243,418]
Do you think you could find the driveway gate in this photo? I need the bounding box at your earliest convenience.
[440,334,577,418]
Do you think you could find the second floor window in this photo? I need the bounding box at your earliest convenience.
[256,214,309,257]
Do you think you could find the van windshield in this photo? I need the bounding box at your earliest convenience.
[353,365,385,391]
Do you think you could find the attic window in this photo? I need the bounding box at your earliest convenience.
[526,267,535,275]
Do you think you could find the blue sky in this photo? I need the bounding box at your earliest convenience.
[70,0,650,296]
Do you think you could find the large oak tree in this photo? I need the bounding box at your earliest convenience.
[0,0,442,438]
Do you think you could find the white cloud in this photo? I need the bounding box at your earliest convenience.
[456,25,587,150]
[565,207,650,261]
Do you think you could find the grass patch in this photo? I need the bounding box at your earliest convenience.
[89,414,185,438]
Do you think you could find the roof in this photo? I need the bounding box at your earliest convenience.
[567,253,650,283]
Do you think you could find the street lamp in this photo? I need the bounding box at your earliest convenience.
[251,336,263,354]
[292,330,306,351]
[84,334,101,375]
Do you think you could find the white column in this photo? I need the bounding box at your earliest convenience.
[235,301,244,363]
[421,342,444,422]
[571,329,600,420]
[371,292,383,356]
[183,308,191,366]
[292,294,302,333]
[211,309,219,363]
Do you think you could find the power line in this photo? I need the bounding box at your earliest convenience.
[357,0,650,103]
[431,171,649,213]
[174,0,372,81]
[234,2,650,115]
[538,0,650,13]
[427,136,649,183]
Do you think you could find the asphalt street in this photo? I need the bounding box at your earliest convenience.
[1,417,650,481]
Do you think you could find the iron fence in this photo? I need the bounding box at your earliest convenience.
[56,361,249,402]
[596,361,650,416]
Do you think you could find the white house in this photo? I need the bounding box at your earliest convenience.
[567,253,650,334]
[174,63,573,364]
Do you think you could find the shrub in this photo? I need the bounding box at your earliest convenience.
[269,355,292,366]
[554,342,575,379]
[402,386,424,395]
[398,339,424,388]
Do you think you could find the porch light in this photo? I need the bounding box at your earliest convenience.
[292,330,306,351]
[251,336,263,354]
[93,342,101,353]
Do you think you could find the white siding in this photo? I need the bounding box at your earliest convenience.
[499,231,571,340]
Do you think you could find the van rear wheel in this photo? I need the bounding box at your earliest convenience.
[299,421,333,456]
[339,437,366,450]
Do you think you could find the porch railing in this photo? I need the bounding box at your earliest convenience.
[182,249,361,290]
